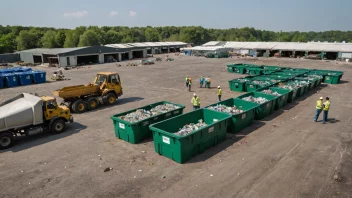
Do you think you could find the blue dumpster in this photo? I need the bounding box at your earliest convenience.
[0,69,12,74]
[0,74,4,89]
[15,72,33,86]
[2,73,19,88]
[10,67,32,73]
[31,71,46,84]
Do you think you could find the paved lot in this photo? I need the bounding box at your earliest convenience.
[0,56,351,198]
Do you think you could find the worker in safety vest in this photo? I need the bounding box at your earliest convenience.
[200,76,204,88]
[191,93,200,110]
[217,86,222,101]
[314,96,324,122]
[322,97,330,124]
[185,76,189,87]
[188,78,192,92]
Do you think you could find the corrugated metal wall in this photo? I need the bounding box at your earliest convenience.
[0,54,20,63]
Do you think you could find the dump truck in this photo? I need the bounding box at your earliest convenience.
[53,72,123,113]
[0,93,73,149]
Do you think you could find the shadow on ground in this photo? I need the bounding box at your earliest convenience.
[1,122,87,153]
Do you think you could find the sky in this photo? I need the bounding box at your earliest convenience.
[1,0,351,32]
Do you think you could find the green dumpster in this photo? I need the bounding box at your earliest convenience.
[263,65,283,70]
[234,66,247,74]
[247,67,264,76]
[229,78,251,92]
[258,87,291,110]
[149,109,231,164]
[227,64,235,73]
[237,92,277,120]
[295,77,316,90]
[246,80,274,92]
[205,98,258,133]
[305,74,323,86]
[111,101,185,144]
[288,80,309,96]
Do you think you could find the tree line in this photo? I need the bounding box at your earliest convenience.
[1,25,352,54]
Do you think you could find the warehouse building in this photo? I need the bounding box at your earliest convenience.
[105,41,187,57]
[190,41,352,61]
[16,42,187,67]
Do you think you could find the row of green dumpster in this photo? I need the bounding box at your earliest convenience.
[227,63,343,84]
[110,75,322,163]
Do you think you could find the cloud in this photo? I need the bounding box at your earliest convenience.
[129,11,137,17]
[63,10,88,18]
[109,11,118,17]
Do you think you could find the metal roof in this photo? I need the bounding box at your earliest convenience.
[201,41,352,52]
[105,41,187,49]
[17,47,88,54]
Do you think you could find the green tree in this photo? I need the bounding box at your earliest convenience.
[105,30,122,44]
[0,33,16,53]
[55,30,66,47]
[16,30,37,50]
[41,30,57,48]
[78,30,100,46]
[145,28,159,42]
[64,31,76,48]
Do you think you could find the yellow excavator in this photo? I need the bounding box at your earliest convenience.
[53,72,123,113]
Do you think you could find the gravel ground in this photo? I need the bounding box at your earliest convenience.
[0,55,351,198]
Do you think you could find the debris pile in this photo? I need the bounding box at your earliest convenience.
[236,78,251,83]
[242,96,269,104]
[250,80,272,86]
[261,89,281,96]
[175,119,207,136]
[119,104,180,123]
[207,104,244,115]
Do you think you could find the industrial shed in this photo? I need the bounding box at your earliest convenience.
[18,46,120,67]
[195,41,352,60]
[105,41,187,56]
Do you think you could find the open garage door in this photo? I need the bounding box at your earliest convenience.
[161,47,168,53]
[77,55,99,66]
[132,51,143,59]
[104,53,118,63]
[121,52,129,61]
[33,55,42,63]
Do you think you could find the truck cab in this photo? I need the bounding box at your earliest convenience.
[41,96,72,122]
[94,72,123,100]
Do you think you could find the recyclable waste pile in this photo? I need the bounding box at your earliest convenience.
[307,75,323,79]
[119,104,180,123]
[236,78,250,83]
[242,96,269,104]
[291,80,309,86]
[207,104,244,115]
[281,84,300,90]
[174,119,207,136]
[250,80,272,86]
[261,89,281,96]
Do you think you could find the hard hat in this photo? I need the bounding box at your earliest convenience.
[193,93,196,96]
[218,86,220,88]
[319,97,323,100]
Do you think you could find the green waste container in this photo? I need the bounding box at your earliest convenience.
[227,64,235,73]
[237,92,277,120]
[234,66,247,74]
[229,78,251,92]
[246,80,274,92]
[258,87,291,110]
[264,74,294,82]
[287,80,308,97]
[305,74,323,87]
[295,77,316,90]
[111,101,185,144]
[263,65,283,70]
[205,98,258,133]
[247,67,264,76]
[149,109,231,164]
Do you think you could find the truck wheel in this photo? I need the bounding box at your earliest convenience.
[72,99,88,113]
[86,97,99,110]
[51,119,66,134]
[104,93,117,105]
[0,132,14,150]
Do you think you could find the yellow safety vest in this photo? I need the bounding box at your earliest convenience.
[316,100,323,110]
[217,88,222,95]
[323,100,330,111]
[185,77,188,82]
[191,96,200,106]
